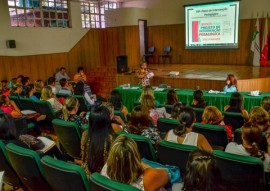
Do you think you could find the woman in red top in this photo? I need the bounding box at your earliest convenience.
[202,106,233,141]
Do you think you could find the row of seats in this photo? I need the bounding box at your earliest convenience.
[0,141,139,191]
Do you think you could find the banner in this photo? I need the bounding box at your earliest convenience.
[251,18,260,66]
[261,17,269,67]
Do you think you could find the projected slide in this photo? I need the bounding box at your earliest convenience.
[185,1,239,49]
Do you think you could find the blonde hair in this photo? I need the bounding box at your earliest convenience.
[106,134,143,184]
[141,94,155,110]
[104,102,114,116]
[140,85,154,100]
[250,106,270,132]
[202,106,223,125]
[10,84,22,95]
[34,80,44,92]
[261,97,270,116]
[63,96,79,120]
[41,86,52,100]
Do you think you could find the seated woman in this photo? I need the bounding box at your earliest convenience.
[172,149,223,191]
[59,96,88,129]
[250,106,270,132]
[261,96,270,116]
[101,134,170,190]
[10,84,24,98]
[190,90,207,108]
[165,89,179,105]
[225,122,270,172]
[0,113,66,161]
[202,106,233,141]
[81,105,115,176]
[164,106,213,152]
[170,102,183,120]
[40,86,63,112]
[127,105,161,146]
[108,90,128,121]
[224,92,249,122]
[0,80,10,96]
[141,94,169,127]
[26,84,39,101]
[73,81,97,106]
[223,74,237,92]
[34,80,45,99]
[104,102,126,133]
[139,85,160,108]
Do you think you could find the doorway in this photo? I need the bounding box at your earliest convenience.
[138,19,147,62]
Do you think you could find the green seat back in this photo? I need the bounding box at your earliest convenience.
[0,141,22,188]
[157,118,179,139]
[74,95,91,112]
[114,110,126,123]
[213,150,265,191]
[190,107,204,122]
[52,119,82,159]
[90,172,140,191]
[125,133,157,161]
[233,128,242,144]
[33,100,57,121]
[193,123,228,149]
[222,111,244,131]
[41,155,90,191]
[56,93,70,98]
[5,143,51,191]
[19,97,36,111]
[9,96,22,110]
[157,140,198,178]
[133,101,141,108]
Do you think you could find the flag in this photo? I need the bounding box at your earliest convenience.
[251,18,260,66]
[261,17,269,67]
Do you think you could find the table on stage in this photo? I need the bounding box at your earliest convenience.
[115,86,270,112]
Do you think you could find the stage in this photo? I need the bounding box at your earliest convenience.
[116,64,270,92]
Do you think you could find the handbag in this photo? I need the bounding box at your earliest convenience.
[19,134,45,150]
[141,158,182,184]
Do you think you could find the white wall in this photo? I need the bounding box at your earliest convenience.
[0,1,88,56]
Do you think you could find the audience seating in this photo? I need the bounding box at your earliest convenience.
[190,107,204,122]
[222,111,245,131]
[9,96,22,110]
[193,123,228,150]
[213,150,265,191]
[124,133,157,161]
[157,118,179,139]
[158,46,172,64]
[114,110,126,123]
[133,101,141,108]
[157,140,198,178]
[74,95,91,113]
[143,46,155,63]
[52,119,82,160]
[5,143,52,191]
[41,155,91,191]
[14,116,34,137]
[90,172,140,191]
[19,97,37,111]
[56,93,70,99]
[159,104,172,114]
[33,100,61,121]
[233,128,242,144]
[0,141,24,190]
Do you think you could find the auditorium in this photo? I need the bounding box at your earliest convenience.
[0,0,270,190]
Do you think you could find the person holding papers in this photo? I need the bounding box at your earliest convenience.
[136,62,154,86]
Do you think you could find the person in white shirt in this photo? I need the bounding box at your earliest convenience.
[47,77,58,95]
[55,67,70,82]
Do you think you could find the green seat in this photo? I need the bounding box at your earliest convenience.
[56,93,70,99]
[159,104,173,114]
[41,155,91,191]
[90,172,140,191]
[157,140,198,178]
[5,143,52,191]
[9,96,22,110]
[233,128,242,144]
[190,107,204,122]
[52,119,82,159]
[33,100,60,121]
[133,101,141,108]
[0,141,24,189]
[74,95,91,112]
[157,118,179,139]
[193,122,228,150]
[19,97,36,111]
[125,133,157,161]
[222,111,245,131]
[114,110,126,123]
[14,116,34,137]
[213,150,265,191]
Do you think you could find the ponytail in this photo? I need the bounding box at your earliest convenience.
[62,96,78,121]
[174,106,196,136]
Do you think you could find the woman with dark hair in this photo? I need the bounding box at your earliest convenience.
[0,113,66,161]
[225,122,270,172]
[164,106,212,152]
[191,90,207,108]
[101,134,169,190]
[26,84,39,101]
[223,74,237,92]
[170,102,183,120]
[127,105,161,146]
[10,84,24,98]
[108,90,128,121]
[224,92,249,121]
[165,89,178,105]
[81,105,115,176]
[173,150,223,191]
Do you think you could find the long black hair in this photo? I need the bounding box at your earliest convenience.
[84,105,115,173]
[108,90,123,111]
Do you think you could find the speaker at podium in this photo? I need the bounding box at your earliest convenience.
[117,56,128,73]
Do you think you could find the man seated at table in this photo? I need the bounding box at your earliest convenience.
[55,67,70,82]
